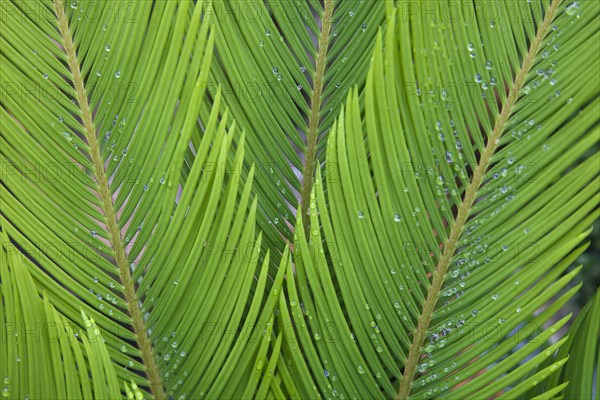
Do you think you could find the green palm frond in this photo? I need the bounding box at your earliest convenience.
[2,0,282,398]
[279,1,599,398]
[1,0,598,399]
[530,288,600,399]
[1,231,121,399]
[206,0,393,259]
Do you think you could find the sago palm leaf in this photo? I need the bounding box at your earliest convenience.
[0,0,599,399]
[1,231,122,399]
[277,1,599,399]
[205,0,392,261]
[529,287,600,399]
[1,1,283,398]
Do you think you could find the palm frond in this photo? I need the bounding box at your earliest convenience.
[530,288,600,399]
[278,1,599,398]
[206,0,393,257]
[0,230,121,399]
[1,0,280,398]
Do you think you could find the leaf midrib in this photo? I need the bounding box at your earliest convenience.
[397,1,562,398]
[53,1,165,398]
[300,0,335,231]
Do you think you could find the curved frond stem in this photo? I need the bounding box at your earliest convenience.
[397,0,563,398]
[300,0,335,232]
[53,1,164,398]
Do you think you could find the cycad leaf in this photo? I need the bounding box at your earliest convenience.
[1,0,278,397]
[207,0,392,255]
[530,288,599,399]
[0,231,121,399]
[279,1,599,398]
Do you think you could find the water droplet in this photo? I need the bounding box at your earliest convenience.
[445,151,453,163]
[358,211,364,219]
[485,60,493,70]
[121,345,127,352]
[70,1,78,9]
[349,11,355,17]
[115,71,121,78]
[361,23,367,32]
[467,42,474,51]
[492,294,499,300]
[43,73,48,79]
[394,214,401,222]
[357,365,365,374]
[62,132,73,141]
[105,44,111,52]
[474,73,482,83]
[259,41,264,47]
[91,230,97,237]
[173,279,179,285]
[300,66,306,73]
[297,84,302,91]
[565,2,580,16]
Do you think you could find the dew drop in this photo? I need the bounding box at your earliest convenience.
[105,44,111,52]
[358,211,364,219]
[445,151,453,163]
[565,2,580,16]
[394,214,401,222]
[114,71,121,78]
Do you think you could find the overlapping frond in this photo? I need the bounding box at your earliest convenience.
[206,0,394,258]
[529,288,600,399]
[1,0,280,398]
[0,231,122,399]
[278,1,599,398]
